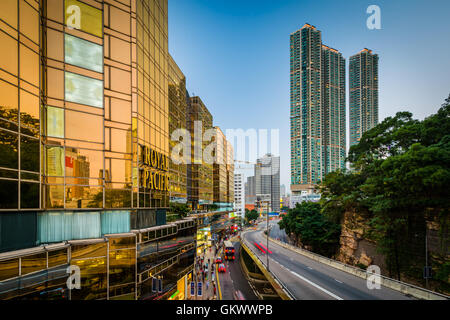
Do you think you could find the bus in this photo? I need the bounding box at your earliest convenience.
[224,241,235,261]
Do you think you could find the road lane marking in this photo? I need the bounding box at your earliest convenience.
[335,279,343,284]
[307,267,313,270]
[288,270,344,300]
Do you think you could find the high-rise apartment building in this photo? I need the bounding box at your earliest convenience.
[234,173,245,221]
[349,48,379,146]
[245,175,256,205]
[290,24,346,194]
[255,154,280,213]
[0,0,196,301]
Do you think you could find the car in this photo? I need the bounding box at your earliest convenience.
[218,263,226,273]
[215,257,222,264]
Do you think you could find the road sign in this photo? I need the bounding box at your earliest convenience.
[190,281,195,296]
[423,266,432,279]
[197,282,203,297]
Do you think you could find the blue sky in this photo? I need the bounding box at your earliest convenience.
[168,0,450,190]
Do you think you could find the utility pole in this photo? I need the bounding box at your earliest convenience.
[425,227,429,289]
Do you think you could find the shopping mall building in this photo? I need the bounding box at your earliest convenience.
[0,0,234,300]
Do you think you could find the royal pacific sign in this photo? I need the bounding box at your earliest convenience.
[139,145,170,192]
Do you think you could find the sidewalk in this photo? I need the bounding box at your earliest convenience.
[190,245,219,300]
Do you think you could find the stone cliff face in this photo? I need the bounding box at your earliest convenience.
[336,210,386,270]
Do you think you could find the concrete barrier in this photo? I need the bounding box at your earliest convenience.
[240,235,294,300]
[266,235,449,300]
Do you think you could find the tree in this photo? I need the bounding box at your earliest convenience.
[169,202,191,218]
[319,94,450,287]
[278,202,341,257]
[245,210,259,224]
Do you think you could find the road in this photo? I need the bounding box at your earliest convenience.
[242,220,414,300]
[218,241,259,300]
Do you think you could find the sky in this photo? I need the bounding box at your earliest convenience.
[167,0,450,190]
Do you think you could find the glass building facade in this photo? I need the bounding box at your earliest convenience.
[349,48,379,147]
[290,24,346,194]
[0,0,195,300]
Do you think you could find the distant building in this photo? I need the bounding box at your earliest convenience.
[234,173,245,221]
[245,175,256,205]
[290,24,346,195]
[255,154,280,213]
[290,192,321,208]
[349,48,379,146]
[280,184,286,198]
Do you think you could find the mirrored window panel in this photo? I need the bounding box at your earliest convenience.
[47,106,64,138]
[65,0,103,38]
[45,145,64,177]
[0,128,18,170]
[65,34,103,73]
[65,72,103,108]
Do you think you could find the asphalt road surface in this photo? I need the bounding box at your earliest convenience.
[242,220,414,300]
[218,241,259,300]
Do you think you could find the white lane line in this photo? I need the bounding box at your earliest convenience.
[307,267,313,270]
[335,279,343,284]
[289,270,344,300]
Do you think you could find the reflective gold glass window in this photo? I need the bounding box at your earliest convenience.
[21,181,39,208]
[0,79,19,118]
[0,0,18,29]
[65,72,103,108]
[19,44,39,86]
[20,135,39,172]
[0,179,18,209]
[47,106,64,138]
[21,253,46,276]
[65,0,103,38]
[0,258,19,282]
[20,0,39,44]
[65,109,103,143]
[65,34,103,73]
[0,128,18,169]
[48,248,68,268]
[45,145,64,176]
[0,31,18,76]
[45,184,64,208]
[20,89,39,130]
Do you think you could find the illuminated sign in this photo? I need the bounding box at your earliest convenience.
[139,145,170,191]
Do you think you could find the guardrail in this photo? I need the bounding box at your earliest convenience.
[265,235,449,301]
[240,232,295,300]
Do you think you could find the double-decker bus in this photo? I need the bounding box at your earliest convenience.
[224,241,235,261]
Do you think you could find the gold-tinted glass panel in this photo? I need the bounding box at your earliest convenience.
[65,110,103,143]
[0,258,19,281]
[45,184,64,208]
[0,0,18,29]
[109,248,135,287]
[71,242,106,259]
[19,44,39,86]
[19,0,39,43]
[70,257,107,300]
[48,249,68,268]
[47,106,64,138]
[64,147,103,180]
[0,31,18,75]
[21,253,47,276]
[0,79,19,118]
[65,185,103,209]
[65,0,103,38]
[46,145,64,176]
[20,89,39,129]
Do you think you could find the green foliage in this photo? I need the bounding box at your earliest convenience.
[245,209,259,223]
[278,202,341,257]
[169,202,191,218]
[319,94,450,286]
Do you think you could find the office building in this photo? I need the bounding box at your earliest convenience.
[168,55,187,204]
[187,96,213,210]
[255,154,280,213]
[349,48,379,146]
[290,24,346,194]
[245,175,256,205]
[0,0,195,300]
[213,127,234,211]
